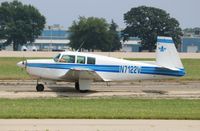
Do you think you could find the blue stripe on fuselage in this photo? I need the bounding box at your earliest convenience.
[27,63,185,77]
[140,67,185,76]
[27,63,120,73]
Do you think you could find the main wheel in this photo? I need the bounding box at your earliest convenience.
[36,84,44,92]
[75,82,79,91]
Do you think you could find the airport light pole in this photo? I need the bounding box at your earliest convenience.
[48,26,53,51]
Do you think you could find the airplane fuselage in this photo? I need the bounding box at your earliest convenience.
[24,52,185,82]
[17,36,185,92]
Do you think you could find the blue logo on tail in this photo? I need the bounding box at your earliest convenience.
[159,46,166,52]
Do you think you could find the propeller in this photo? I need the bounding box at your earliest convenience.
[22,50,28,69]
[17,52,27,70]
[22,60,27,69]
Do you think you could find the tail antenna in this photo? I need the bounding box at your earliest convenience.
[76,41,85,52]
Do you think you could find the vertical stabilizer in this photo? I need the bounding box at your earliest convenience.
[156,36,184,70]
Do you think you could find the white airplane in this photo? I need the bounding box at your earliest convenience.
[17,36,185,92]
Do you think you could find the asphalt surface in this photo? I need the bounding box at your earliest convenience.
[0,119,199,131]
[0,80,200,99]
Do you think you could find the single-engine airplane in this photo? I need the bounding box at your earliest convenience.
[17,36,185,92]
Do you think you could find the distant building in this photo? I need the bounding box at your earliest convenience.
[121,37,141,52]
[20,24,70,51]
[181,28,200,53]
[181,37,200,53]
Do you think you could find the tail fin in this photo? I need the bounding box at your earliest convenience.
[156,36,184,70]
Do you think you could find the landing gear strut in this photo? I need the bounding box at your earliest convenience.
[75,82,79,91]
[75,82,88,93]
[36,84,44,92]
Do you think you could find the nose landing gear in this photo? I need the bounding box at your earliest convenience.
[36,79,44,92]
[36,84,44,92]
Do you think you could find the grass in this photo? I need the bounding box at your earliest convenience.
[0,57,199,80]
[0,57,45,79]
[181,59,200,80]
[0,57,29,79]
[0,98,199,119]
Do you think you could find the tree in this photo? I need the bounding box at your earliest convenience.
[68,17,121,51]
[0,0,45,50]
[109,20,121,51]
[123,6,182,51]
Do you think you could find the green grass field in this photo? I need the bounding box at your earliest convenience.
[0,57,199,80]
[0,98,199,119]
[0,57,29,79]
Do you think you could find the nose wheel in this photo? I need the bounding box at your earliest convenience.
[36,84,44,92]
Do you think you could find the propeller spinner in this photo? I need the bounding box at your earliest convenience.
[17,60,27,68]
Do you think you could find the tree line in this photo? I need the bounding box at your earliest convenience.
[0,0,182,51]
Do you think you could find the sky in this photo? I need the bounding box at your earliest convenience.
[0,0,200,29]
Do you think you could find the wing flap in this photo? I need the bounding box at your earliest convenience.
[60,67,105,82]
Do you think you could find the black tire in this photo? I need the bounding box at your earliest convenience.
[36,84,44,92]
[75,82,79,91]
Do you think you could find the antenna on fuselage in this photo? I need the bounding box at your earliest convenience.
[76,41,85,52]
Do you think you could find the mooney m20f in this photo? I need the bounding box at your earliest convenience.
[17,36,185,92]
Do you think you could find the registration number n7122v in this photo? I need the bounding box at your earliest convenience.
[119,65,141,74]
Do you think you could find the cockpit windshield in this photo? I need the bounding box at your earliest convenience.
[59,55,75,63]
[53,53,61,62]
[54,53,76,63]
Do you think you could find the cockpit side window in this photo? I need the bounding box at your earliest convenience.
[77,56,85,64]
[53,53,61,62]
[59,55,75,63]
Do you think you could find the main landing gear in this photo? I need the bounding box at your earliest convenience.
[75,82,79,91]
[75,81,89,93]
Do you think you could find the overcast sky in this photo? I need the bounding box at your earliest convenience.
[1,0,200,29]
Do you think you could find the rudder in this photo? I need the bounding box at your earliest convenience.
[156,36,184,70]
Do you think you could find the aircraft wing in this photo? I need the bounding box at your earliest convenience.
[60,67,106,82]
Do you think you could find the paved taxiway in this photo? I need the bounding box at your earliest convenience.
[0,119,199,131]
[0,80,199,99]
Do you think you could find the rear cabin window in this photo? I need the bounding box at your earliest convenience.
[87,57,95,64]
[59,55,75,63]
[77,56,85,64]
